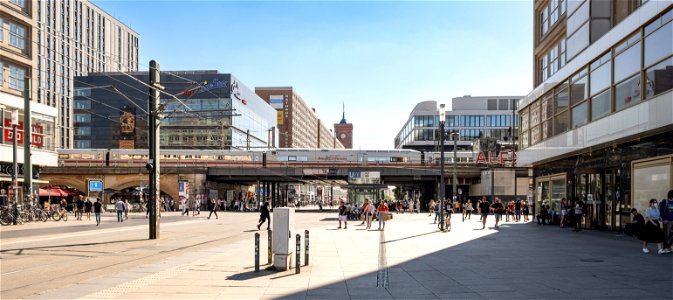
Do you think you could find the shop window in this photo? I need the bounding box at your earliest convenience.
[615,74,642,111]
[645,56,673,98]
[571,102,588,128]
[632,156,673,213]
[590,89,611,120]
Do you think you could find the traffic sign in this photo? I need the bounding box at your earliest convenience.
[89,180,103,192]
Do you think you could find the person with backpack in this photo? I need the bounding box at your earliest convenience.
[659,190,673,253]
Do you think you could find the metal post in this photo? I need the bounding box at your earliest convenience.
[148,60,161,239]
[11,110,19,225]
[254,233,260,272]
[453,133,460,222]
[23,78,32,207]
[304,230,309,266]
[267,229,272,264]
[439,106,445,232]
[295,234,301,274]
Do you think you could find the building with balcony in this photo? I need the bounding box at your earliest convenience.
[518,0,673,231]
[255,86,345,149]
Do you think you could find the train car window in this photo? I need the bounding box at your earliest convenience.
[288,156,297,161]
[58,154,70,159]
[390,157,404,162]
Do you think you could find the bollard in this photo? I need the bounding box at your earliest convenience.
[267,229,272,264]
[254,233,260,272]
[295,234,301,274]
[304,230,309,266]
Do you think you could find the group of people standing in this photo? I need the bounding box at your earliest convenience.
[630,190,673,255]
[337,199,390,230]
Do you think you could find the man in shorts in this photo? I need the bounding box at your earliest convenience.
[491,198,504,229]
[337,200,348,229]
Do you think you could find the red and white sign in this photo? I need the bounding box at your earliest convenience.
[3,119,45,147]
[476,151,518,165]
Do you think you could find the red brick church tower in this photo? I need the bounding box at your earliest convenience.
[334,103,353,149]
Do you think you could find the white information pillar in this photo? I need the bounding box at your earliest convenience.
[272,207,295,270]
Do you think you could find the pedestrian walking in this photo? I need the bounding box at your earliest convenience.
[572,199,584,232]
[257,199,271,230]
[337,200,348,229]
[522,200,530,222]
[376,200,389,231]
[478,197,490,229]
[181,198,189,216]
[464,201,473,220]
[207,198,219,220]
[75,195,84,220]
[659,190,673,253]
[116,198,125,222]
[93,198,102,226]
[362,199,375,229]
[560,198,569,228]
[84,197,93,221]
[491,198,504,229]
[123,200,130,220]
[428,200,436,217]
[645,199,667,254]
[514,199,521,222]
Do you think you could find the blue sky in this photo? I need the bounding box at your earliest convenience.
[95,0,533,149]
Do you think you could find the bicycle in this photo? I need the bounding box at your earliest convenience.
[438,210,452,232]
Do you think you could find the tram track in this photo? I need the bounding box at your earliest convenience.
[0,219,255,299]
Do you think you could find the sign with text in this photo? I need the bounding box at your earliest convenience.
[89,180,103,192]
[348,171,381,185]
[3,119,44,147]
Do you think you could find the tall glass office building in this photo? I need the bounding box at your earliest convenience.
[74,71,277,149]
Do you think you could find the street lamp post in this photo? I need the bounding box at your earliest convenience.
[11,110,19,225]
[452,131,460,222]
[438,104,446,231]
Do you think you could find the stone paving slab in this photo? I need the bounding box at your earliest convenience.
[7,212,672,299]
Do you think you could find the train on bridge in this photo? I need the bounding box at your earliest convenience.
[57,148,476,168]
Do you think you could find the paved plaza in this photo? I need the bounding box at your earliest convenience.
[1,210,672,299]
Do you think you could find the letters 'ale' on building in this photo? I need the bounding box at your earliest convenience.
[518,0,673,231]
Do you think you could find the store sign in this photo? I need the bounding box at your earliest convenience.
[3,119,44,147]
[476,151,517,165]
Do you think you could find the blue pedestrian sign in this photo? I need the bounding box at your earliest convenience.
[89,180,103,192]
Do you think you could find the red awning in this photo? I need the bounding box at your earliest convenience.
[39,188,68,197]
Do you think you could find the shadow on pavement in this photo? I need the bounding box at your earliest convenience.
[0,238,148,254]
[283,222,673,299]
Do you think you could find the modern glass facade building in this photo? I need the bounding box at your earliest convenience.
[74,71,277,149]
[519,0,673,231]
[394,96,520,152]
